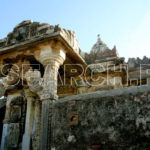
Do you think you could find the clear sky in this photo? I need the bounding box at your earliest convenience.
[0,0,150,60]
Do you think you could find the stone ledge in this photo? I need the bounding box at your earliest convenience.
[59,85,150,102]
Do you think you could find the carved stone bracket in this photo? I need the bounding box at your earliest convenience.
[25,68,43,94]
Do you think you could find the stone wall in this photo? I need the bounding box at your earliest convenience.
[53,86,150,150]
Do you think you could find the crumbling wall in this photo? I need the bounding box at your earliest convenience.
[128,56,150,70]
[53,86,150,150]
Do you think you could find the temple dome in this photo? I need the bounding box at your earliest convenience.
[83,35,121,64]
[91,35,110,53]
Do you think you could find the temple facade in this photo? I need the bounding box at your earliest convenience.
[0,21,150,150]
[0,20,86,150]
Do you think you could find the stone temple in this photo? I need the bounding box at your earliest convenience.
[0,20,150,150]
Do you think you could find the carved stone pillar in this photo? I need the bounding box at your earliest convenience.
[34,44,66,150]
[22,89,35,150]
[32,100,41,150]
[40,62,59,150]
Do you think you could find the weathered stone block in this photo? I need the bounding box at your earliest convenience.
[5,123,20,148]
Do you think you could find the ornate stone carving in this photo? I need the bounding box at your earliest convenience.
[25,68,43,94]
[0,20,81,55]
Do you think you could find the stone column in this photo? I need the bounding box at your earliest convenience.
[40,61,59,150]
[34,44,66,150]
[22,89,35,150]
[32,100,41,150]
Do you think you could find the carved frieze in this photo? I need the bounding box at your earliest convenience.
[0,20,81,55]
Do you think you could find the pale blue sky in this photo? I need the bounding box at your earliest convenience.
[0,0,150,60]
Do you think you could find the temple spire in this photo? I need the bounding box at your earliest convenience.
[91,35,108,53]
[97,34,101,42]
